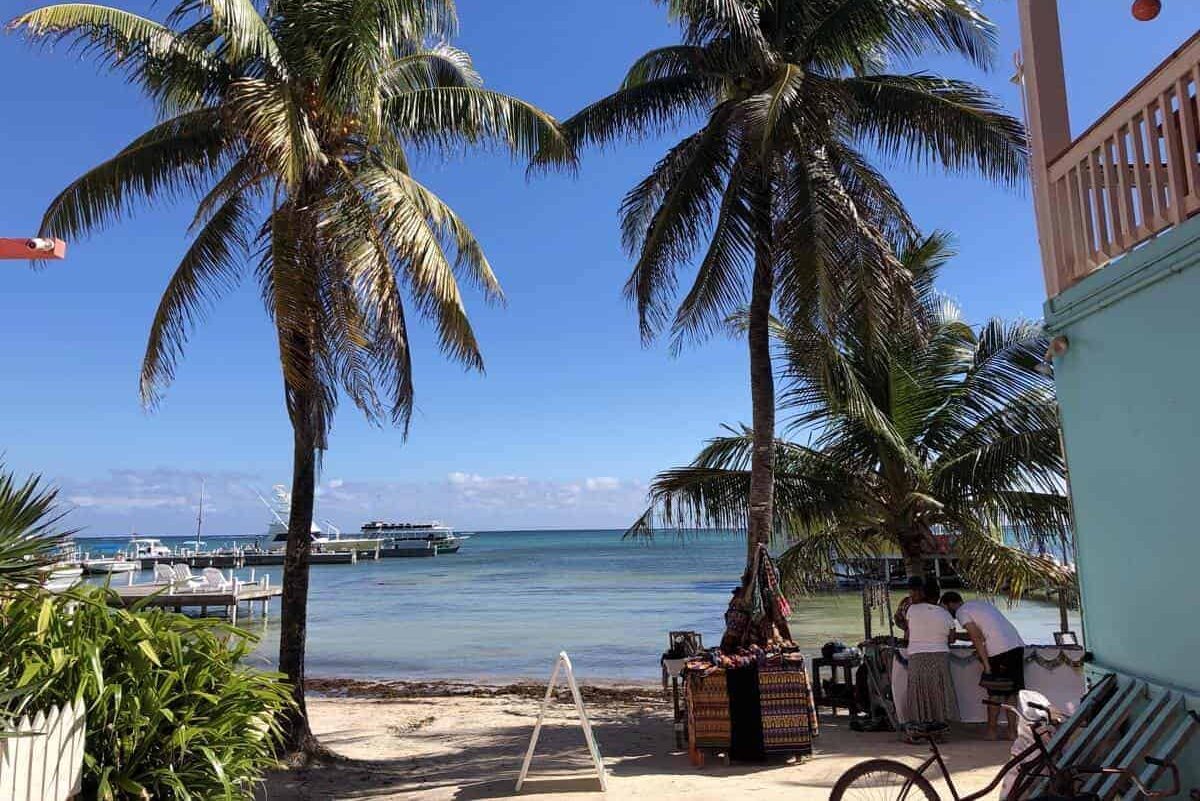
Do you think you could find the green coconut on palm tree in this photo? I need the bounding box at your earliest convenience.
[562,0,1028,616]
[630,232,1075,599]
[10,0,572,756]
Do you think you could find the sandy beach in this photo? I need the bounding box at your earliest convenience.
[260,680,1014,800]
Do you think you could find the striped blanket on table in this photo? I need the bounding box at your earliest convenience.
[686,668,730,748]
[758,654,819,755]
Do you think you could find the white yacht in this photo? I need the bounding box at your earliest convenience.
[126,537,172,560]
[259,486,384,552]
[359,521,468,557]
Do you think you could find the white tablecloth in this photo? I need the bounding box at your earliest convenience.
[891,646,1086,724]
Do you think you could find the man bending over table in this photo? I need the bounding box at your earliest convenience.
[940,592,1026,740]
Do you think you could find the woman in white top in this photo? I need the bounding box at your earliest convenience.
[905,582,959,733]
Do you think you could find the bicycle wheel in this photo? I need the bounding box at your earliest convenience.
[831,759,941,801]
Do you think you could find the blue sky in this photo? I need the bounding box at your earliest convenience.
[1,1,1196,535]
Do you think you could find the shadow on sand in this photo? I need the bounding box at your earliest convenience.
[260,712,1012,800]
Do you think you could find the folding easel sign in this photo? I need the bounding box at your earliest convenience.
[515,651,608,793]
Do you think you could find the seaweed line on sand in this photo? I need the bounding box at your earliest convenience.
[305,676,667,705]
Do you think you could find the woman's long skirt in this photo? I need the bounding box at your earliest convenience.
[906,652,959,724]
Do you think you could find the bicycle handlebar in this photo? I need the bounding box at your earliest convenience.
[1070,757,1181,799]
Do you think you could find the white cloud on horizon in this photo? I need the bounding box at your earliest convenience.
[55,467,649,536]
[584,476,620,491]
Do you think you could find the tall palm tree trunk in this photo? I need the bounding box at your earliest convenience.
[899,530,927,582]
[278,400,320,759]
[746,187,775,564]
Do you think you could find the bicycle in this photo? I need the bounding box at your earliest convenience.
[829,698,1182,801]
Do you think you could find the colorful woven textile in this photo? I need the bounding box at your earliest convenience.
[758,548,792,618]
[686,668,731,748]
[758,655,818,755]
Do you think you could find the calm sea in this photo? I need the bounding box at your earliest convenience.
[76,529,1079,683]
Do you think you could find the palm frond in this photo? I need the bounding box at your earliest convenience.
[9,3,228,112]
[746,62,805,158]
[141,192,256,406]
[776,527,885,594]
[385,168,502,303]
[200,0,285,73]
[954,520,1076,601]
[841,72,1027,187]
[322,174,417,429]
[227,77,324,189]
[353,165,484,371]
[620,109,737,342]
[561,74,719,151]
[802,0,996,73]
[669,157,759,352]
[38,109,230,241]
[382,45,482,93]
[621,45,709,89]
[388,86,572,165]
[666,0,769,58]
[0,468,73,590]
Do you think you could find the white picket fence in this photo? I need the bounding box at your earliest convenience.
[0,700,86,801]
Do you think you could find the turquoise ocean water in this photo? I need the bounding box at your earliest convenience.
[76,529,1079,683]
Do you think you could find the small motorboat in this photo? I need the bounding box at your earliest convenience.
[40,564,83,592]
[82,556,139,576]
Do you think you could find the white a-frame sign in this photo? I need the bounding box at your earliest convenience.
[515,651,608,793]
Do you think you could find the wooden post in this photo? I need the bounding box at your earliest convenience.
[1017,0,1073,297]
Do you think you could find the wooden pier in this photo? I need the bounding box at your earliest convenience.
[107,580,281,624]
[137,548,369,570]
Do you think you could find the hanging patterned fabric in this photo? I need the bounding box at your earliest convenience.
[758,545,792,618]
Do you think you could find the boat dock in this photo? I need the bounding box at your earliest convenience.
[136,548,370,570]
[106,579,281,624]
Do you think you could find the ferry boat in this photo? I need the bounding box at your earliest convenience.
[359,521,468,557]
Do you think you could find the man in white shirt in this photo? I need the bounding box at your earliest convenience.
[941,592,1026,740]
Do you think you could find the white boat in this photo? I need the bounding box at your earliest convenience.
[37,542,84,591]
[125,537,173,562]
[259,485,384,553]
[82,556,138,576]
[41,565,83,592]
[359,521,468,557]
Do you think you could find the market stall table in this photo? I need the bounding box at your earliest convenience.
[890,645,1086,724]
[684,651,819,766]
[811,654,862,717]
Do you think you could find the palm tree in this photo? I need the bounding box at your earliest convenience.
[631,233,1075,599]
[0,466,71,591]
[11,0,571,756]
[564,0,1027,594]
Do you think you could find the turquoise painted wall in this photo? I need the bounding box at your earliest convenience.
[1046,216,1200,696]
[1048,221,1200,786]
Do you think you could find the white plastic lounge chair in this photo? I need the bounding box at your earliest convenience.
[153,564,176,585]
[172,563,204,589]
[201,568,230,591]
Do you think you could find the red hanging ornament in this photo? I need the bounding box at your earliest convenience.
[1132,0,1162,21]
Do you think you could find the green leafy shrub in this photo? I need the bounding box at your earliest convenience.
[0,465,71,590]
[0,587,293,799]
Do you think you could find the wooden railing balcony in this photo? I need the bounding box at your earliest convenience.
[1034,27,1200,295]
